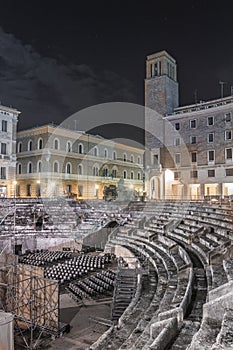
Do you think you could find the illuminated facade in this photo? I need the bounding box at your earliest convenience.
[16,124,144,199]
[145,50,233,200]
[0,104,20,197]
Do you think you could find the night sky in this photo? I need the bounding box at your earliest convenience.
[0,0,233,141]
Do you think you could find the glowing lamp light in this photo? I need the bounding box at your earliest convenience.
[95,184,99,190]
[13,180,17,185]
[165,169,174,183]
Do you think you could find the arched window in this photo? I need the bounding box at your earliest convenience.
[137,172,141,180]
[137,156,141,164]
[18,163,22,174]
[27,162,32,174]
[103,168,108,177]
[93,166,99,176]
[37,161,42,173]
[78,164,83,175]
[66,163,71,174]
[112,169,117,178]
[123,153,127,162]
[38,138,43,150]
[78,143,83,154]
[18,142,22,153]
[54,161,59,173]
[131,171,134,179]
[54,138,59,150]
[66,141,72,152]
[104,149,108,158]
[130,154,134,163]
[93,146,98,156]
[28,140,33,151]
[123,170,127,179]
[113,151,117,160]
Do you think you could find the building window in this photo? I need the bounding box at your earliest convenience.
[2,120,7,132]
[27,162,32,173]
[191,152,197,163]
[112,169,117,178]
[225,130,232,140]
[137,172,141,180]
[208,169,215,177]
[226,168,233,176]
[38,138,43,150]
[137,156,141,164]
[104,149,108,158]
[66,141,72,152]
[16,185,20,197]
[0,167,6,179]
[190,170,198,178]
[36,183,41,197]
[190,119,196,129]
[103,168,108,177]
[174,171,181,180]
[28,140,33,151]
[225,112,232,123]
[207,116,214,126]
[154,154,159,165]
[54,139,59,150]
[17,163,22,174]
[130,171,134,179]
[1,143,6,155]
[175,122,180,130]
[208,133,214,143]
[54,161,59,173]
[78,185,83,197]
[78,164,83,175]
[175,153,181,164]
[78,143,83,154]
[93,147,98,156]
[37,161,42,173]
[190,136,196,144]
[130,154,134,163]
[123,170,127,179]
[18,142,22,153]
[113,151,117,160]
[175,137,181,146]
[208,150,215,162]
[93,166,99,176]
[26,184,31,197]
[226,148,233,161]
[66,163,71,174]
[123,153,127,162]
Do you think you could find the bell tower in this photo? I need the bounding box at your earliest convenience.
[145,50,179,116]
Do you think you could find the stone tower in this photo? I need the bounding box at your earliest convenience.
[145,50,179,116]
[144,50,179,199]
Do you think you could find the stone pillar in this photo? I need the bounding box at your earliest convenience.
[218,183,223,199]
[200,184,205,200]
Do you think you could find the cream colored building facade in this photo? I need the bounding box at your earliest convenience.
[16,124,144,199]
[145,50,233,200]
[0,104,20,197]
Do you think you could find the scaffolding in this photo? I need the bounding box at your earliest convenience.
[0,253,60,349]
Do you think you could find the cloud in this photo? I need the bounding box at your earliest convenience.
[0,28,136,130]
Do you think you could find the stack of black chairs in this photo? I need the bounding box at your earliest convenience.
[67,269,116,301]
[20,250,72,267]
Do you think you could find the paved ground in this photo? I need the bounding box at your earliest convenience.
[48,293,112,350]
